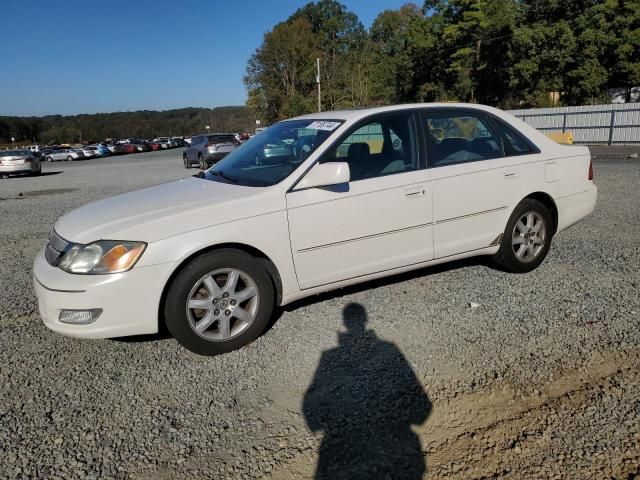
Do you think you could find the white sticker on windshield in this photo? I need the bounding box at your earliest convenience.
[305,121,341,131]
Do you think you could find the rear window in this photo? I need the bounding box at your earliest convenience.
[208,135,238,144]
[0,150,29,156]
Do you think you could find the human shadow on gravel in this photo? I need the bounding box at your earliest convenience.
[303,303,431,480]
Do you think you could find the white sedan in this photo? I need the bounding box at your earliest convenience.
[33,104,597,355]
[44,149,85,162]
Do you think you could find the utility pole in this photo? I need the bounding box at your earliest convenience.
[316,57,321,113]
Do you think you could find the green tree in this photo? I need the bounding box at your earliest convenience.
[369,5,422,103]
[245,0,371,122]
[293,0,368,110]
[435,0,516,104]
[245,17,317,122]
[509,20,577,106]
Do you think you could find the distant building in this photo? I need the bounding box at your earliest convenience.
[610,87,640,104]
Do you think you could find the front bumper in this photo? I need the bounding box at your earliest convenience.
[33,249,177,339]
[205,152,229,163]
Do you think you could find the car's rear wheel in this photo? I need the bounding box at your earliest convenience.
[493,198,553,273]
[164,249,275,356]
[198,154,206,170]
[66,155,73,162]
[183,155,190,169]
[46,156,53,162]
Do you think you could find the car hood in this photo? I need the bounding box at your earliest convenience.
[54,177,284,244]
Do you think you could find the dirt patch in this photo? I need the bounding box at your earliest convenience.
[270,348,640,479]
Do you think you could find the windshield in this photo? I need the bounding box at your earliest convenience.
[203,119,343,187]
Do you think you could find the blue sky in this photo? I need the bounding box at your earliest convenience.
[1,0,410,117]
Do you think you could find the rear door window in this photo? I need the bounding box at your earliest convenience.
[423,111,504,167]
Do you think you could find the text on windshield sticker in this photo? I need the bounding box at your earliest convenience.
[306,121,341,131]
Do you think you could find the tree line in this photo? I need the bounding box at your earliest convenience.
[0,106,255,145]
[245,0,640,124]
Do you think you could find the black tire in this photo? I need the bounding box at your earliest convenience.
[492,198,553,273]
[183,156,190,169]
[66,155,73,162]
[46,156,53,162]
[164,249,275,356]
[198,154,206,170]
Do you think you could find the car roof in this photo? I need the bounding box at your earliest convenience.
[288,102,509,122]
[286,102,558,152]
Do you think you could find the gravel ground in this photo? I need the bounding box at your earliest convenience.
[0,148,639,479]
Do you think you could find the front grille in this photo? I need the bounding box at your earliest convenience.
[45,230,71,266]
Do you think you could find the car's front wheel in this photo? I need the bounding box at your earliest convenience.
[46,156,53,162]
[183,155,190,169]
[164,249,275,356]
[493,198,553,273]
[66,155,73,162]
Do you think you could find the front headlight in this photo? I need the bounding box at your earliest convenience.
[58,240,146,274]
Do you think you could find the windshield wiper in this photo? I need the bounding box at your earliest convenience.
[210,170,239,183]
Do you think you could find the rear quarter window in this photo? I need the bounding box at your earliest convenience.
[493,118,538,155]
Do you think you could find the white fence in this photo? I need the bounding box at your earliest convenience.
[507,103,640,145]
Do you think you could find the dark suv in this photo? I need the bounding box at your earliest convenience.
[183,133,239,169]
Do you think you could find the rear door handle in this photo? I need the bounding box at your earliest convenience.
[504,171,519,179]
[405,187,426,198]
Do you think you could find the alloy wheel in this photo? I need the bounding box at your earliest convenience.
[511,211,546,263]
[185,268,259,341]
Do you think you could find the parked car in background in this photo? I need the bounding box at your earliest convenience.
[0,149,41,176]
[44,149,85,162]
[171,137,185,148]
[122,144,138,154]
[82,147,96,158]
[33,103,598,356]
[156,138,172,149]
[126,139,150,152]
[82,145,110,158]
[96,144,111,156]
[105,143,125,155]
[152,137,172,149]
[39,148,56,159]
[182,133,239,169]
[148,141,163,151]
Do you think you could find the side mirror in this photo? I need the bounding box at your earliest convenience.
[295,162,350,190]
